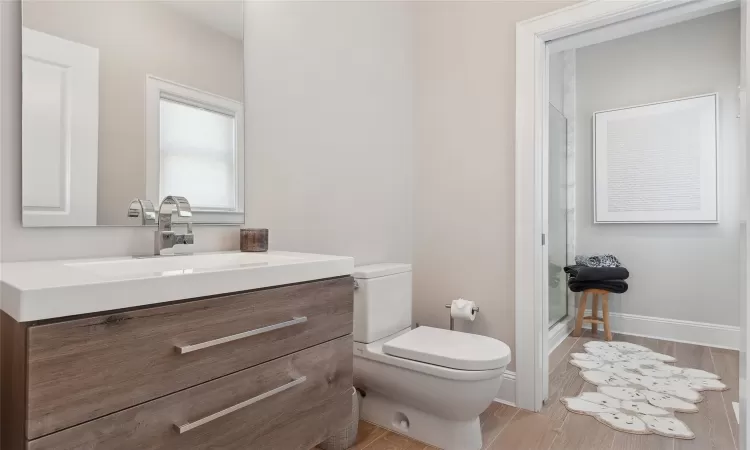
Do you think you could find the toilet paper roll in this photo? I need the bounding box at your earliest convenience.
[450,298,477,321]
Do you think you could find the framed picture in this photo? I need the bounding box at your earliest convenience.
[593,93,718,223]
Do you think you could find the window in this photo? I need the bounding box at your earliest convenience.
[146,76,244,224]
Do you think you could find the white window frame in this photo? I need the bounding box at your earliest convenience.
[145,75,245,225]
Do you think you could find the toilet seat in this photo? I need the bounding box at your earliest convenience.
[383,326,511,371]
[354,328,510,381]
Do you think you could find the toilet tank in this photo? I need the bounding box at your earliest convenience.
[353,263,412,344]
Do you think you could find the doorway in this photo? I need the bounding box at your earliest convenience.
[514,7,747,450]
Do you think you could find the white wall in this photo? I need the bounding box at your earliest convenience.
[576,10,741,326]
[243,2,414,266]
[23,1,243,225]
[413,1,575,370]
[2,1,415,264]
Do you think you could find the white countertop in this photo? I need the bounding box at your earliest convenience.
[0,251,354,322]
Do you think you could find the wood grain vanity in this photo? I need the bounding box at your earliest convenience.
[1,276,354,449]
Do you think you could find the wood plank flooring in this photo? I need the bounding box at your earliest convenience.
[326,332,739,450]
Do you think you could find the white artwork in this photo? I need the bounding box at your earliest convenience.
[562,340,728,439]
[594,94,718,223]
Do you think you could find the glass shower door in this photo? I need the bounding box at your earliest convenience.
[548,105,568,327]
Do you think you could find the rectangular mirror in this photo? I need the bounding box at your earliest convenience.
[22,1,245,227]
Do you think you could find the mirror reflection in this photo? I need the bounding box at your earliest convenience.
[22,1,245,227]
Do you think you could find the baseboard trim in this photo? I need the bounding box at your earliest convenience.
[494,371,516,407]
[583,309,739,350]
[549,317,575,354]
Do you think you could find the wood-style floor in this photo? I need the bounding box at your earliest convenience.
[336,331,740,450]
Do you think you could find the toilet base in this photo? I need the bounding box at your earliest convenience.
[360,390,482,450]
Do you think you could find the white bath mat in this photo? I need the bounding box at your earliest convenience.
[561,340,728,440]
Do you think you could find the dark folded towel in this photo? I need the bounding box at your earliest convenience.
[568,280,628,294]
[575,254,622,268]
[564,265,629,282]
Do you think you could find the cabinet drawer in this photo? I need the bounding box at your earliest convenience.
[28,336,353,450]
[26,277,353,439]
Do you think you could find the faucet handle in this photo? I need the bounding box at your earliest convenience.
[127,198,157,225]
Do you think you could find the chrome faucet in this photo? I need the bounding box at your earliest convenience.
[127,198,156,225]
[154,196,194,255]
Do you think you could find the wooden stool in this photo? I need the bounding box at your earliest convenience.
[573,289,612,341]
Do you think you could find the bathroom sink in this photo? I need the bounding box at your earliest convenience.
[0,251,353,322]
[66,252,302,278]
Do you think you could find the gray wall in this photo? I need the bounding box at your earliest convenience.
[23,1,243,225]
[576,10,741,326]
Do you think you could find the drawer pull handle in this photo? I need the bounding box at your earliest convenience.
[174,376,307,434]
[175,316,308,354]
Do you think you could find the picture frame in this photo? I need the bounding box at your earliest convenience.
[593,93,718,223]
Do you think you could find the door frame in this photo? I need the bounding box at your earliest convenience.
[514,0,742,416]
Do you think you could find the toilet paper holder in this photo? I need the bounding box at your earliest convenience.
[444,304,479,331]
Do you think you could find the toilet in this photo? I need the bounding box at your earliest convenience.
[352,263,511,450]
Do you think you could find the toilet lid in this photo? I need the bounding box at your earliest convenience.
[382,326,511,371]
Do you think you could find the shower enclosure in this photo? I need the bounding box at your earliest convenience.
[548,105,568,327]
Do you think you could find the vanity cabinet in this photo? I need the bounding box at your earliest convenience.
[1,276,354,450]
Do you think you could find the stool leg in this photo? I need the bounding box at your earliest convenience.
[574,291,588,337]
[591,294,599,336]
[602,292,612,341]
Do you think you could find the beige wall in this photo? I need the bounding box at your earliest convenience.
[244,1,414,266]
[413,1,574,370]
[576,10,741,326]
[23,1,243,225]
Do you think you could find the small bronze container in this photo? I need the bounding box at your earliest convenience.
[240,228,269,252]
